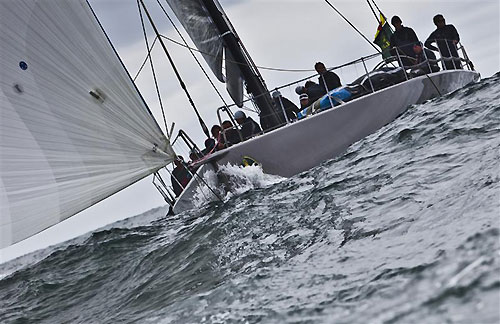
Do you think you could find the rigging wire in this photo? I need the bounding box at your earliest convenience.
[366,0,380,24]
[135,33,315,75]
[156,0,230,108]
[133,36,157,81]
[322,0,382,54]
[138,0,211,139]
[136,0,169,138]
[323,0,442,98]
[370,0,388,21]
[223,53,381,109]
[134,1,441,112]
[369,0,393,32]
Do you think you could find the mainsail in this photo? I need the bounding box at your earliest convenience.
[0,0,175,248]
[166,0,283,129]
[166,0,245,106]
[165,0,225,83]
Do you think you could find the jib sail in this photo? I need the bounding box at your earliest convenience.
[0,0,175,248]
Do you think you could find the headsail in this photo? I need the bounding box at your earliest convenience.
[0,0,175,248]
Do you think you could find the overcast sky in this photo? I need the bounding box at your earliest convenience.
[1,0,498,263]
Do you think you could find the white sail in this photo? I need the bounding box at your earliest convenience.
[0,0,175,248]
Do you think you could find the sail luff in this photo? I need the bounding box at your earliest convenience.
[0,0,175,248]
[87,0,167,139]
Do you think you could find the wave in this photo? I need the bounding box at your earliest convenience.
[1,73,499,323]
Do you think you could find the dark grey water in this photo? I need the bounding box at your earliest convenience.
[1,73,499,323]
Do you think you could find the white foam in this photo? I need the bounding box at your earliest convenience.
[220,164,284,198]
[190,164,285,208]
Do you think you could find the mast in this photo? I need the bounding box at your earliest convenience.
[200,0,284,130]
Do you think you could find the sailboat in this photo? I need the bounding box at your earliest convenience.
[0,0,479,248]
[162,1,480,213]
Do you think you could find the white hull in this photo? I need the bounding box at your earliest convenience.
[174,70,479,213]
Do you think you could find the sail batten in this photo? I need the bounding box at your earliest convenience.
[0,0,175,248]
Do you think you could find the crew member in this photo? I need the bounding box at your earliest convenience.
[272,90,300,122]
[412,43,439,74]
[234,110,262,140]
[171,156,191,197]
[390,16,419,66]
[299,93,310,108]
[315,62,341,93]
[424,14,461,70]
[221,120,242,146]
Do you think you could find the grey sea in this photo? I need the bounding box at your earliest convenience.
[1,73,499,323]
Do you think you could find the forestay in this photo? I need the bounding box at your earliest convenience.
[0,0,175,248]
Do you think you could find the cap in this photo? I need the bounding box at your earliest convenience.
[234,110,246,119]
[391,16,402,25]
[299,93,309,100]
[295,85,305,94]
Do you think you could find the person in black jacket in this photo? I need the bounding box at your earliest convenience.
[234,110,262,140]
[411,43,440,75]
[221,120,242,146]
[390,16,419,66]
[315,62,341,93]
[424,14,461,70]
[171,156,191,197]
[272,91,300,122]
[304,81,325,102]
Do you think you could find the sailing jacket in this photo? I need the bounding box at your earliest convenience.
[390,26,419,58]
[274,96,300,121]
[318,71,341,93]
[415,48,437,64]
[240,117,262,140]
[425,24,460,57]
[304,82,325,103]
[413,48,440,73]
[172,165,191,197]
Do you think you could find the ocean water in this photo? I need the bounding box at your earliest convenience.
[1,73,499,323]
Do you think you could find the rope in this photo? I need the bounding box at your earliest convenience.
[136,0,169,138]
